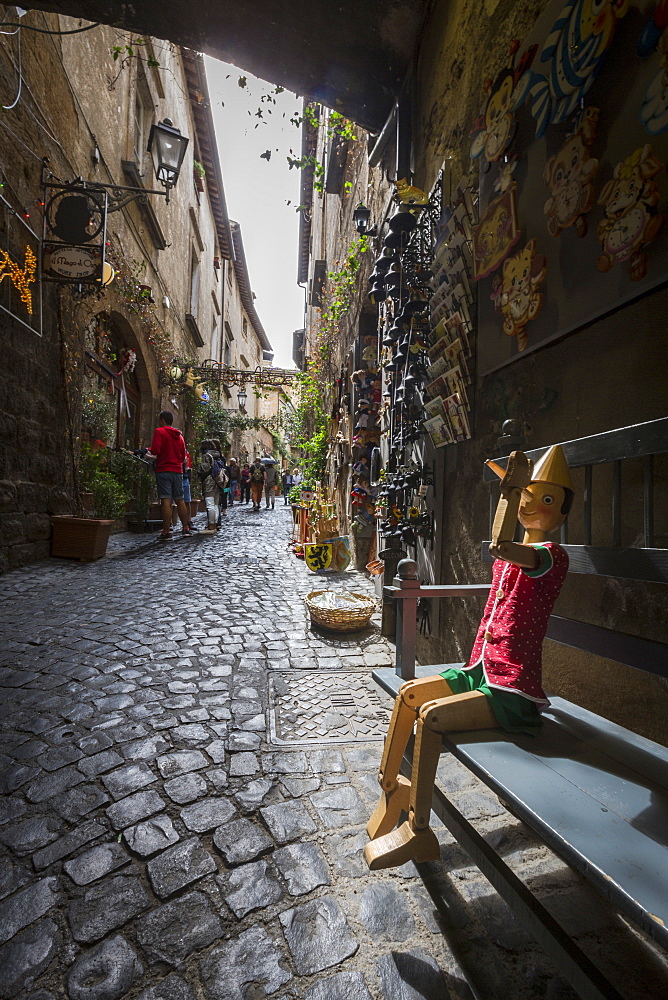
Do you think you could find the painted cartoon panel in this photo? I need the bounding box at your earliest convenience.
[525,0,629,138]
[543,107,599,236]
[491,239,547,351]
[596,144,664,279]
[473,185,521,279]
[476,0,668,374]
[470,42,537,166]
[637,0,668,134]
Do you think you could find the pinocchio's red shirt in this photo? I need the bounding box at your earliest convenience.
[465,542,569,704]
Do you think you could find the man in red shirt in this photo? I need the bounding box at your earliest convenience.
[147,411,192,539]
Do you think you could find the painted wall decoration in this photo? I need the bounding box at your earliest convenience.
[543,107,600,236]
[524,0,630,138]
[637,0,668,133]
[477,0,668,374]
[491,238,548,349]
[596,143,664,278]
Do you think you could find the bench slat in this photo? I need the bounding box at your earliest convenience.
[443,731,668,950]
[481,543,668,585]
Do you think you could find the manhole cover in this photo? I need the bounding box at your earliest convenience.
[268,671,392,746]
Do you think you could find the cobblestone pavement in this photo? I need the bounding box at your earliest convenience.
[0,505,665,1000]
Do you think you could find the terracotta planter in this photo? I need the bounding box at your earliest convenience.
[149,502,162,520]
[198,499,206,512]
[51,516,113,561]
[190,501,200,519]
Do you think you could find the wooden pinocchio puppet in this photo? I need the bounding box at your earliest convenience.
[364,445,574,870]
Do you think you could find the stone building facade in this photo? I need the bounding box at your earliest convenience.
[0,14,272,571]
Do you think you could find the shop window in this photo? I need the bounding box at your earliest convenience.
[133,75,153,172]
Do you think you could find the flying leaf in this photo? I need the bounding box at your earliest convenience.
[238,76,247,88]
[260,150,272,160]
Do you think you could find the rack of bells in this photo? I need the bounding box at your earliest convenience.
[351,172,478,591]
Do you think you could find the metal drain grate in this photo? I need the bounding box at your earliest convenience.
[268,671,392,746]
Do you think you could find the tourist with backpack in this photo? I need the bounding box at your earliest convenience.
[198,439,228,534]
[250,459,265,511]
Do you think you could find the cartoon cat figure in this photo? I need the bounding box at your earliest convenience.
[596,144,664,280]
[492,239,547,351]
[395,178,429,205]
[543,108,599,237]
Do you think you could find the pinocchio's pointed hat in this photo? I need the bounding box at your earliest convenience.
[531,445,574,492]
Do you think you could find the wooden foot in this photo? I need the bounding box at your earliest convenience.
[366,776,411,840]
[363,820,440,870]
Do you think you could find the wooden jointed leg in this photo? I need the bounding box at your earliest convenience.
[367,676,452,841]
[364,690,496,870]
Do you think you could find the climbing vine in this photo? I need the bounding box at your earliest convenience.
[106,245,176,372]
[315,234,372,378]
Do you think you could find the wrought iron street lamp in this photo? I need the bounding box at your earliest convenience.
[147,119,189,202]
[237,387,248,409]
[353,202,376,236]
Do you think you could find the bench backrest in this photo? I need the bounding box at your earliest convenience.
[482,416,668,585]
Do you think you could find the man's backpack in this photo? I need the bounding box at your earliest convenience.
[200,454,228,488]
[251,465,264,482]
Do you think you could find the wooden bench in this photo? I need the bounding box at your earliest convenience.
[373,417,668,1000]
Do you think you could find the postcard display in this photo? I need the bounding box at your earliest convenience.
[425,179,477,449]
[474,0,668,373]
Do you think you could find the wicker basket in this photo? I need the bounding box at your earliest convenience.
[305,590,375,632]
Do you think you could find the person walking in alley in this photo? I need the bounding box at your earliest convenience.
[263,459,278,509]
[282,467,294,505]
[212,440,228,521]
[198,439,227,534]
[227,456,240,505]
[240,462,252,504]
[250,458,265,511]
[147,411,192,539]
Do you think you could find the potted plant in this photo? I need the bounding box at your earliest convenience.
[193,159,206,192]
[52,471,130,561]
[108,450,154,531]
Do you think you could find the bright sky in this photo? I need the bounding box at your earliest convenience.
[205,58,305,369]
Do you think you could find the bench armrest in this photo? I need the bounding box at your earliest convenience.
[384,583,489,600]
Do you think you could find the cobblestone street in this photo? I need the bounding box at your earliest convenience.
[0,505,665,1000]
